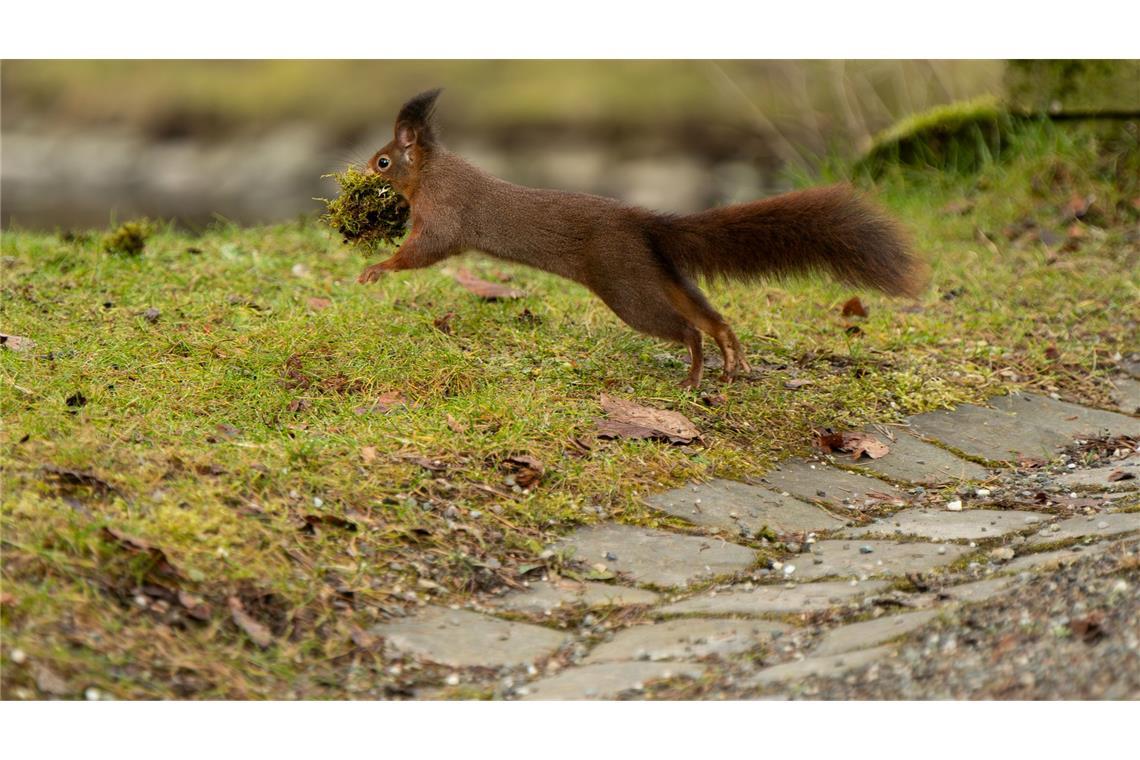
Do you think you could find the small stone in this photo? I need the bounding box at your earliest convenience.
[445,673,460,686]
[859,545,874,554]
[989,547,1015,562]
[975,488,991,498]
[10,649,27,665]
[85,687,101,701]
[937,546,947,555]
[313,496,323,507]
[142,307,161,323]
[605,552,618,561]
[783,564,796,576]
[946,500,963,512]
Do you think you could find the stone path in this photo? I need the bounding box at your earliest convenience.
[368,392,1139,699]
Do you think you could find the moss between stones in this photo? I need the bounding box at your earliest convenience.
[320,167,409,253]
[856,96,1019,176]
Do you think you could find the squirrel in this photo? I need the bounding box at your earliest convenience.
[357,89,928,388]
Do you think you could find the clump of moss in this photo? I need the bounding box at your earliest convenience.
[102,220,151,256]
[857,96,1020,176]
[320,167,409,253]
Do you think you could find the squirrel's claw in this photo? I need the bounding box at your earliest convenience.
[357,264,386,284]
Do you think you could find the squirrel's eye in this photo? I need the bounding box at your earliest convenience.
[377,156,391,170]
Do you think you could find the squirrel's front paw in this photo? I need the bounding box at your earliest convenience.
[357,264,386,284]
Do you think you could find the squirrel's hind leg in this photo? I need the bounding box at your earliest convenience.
[664,280,749,381]
[680,326,703,390]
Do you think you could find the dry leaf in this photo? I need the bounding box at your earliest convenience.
[401,454,447,472]
[784,379,812,390]
[287,397,310,414]
[353,391,405,415]
[177,590,212,621]
[0,334,35,352]
[446,414,467,433]
[815,429,890,460]
[433,312,456,334]
[307,297,332,311]
[300,513,358,533]
[228,597,273,648]
[503,454,545,489]
[841,296,868,318]
[360,446,378,464]
[595,394,701,445]
[454,268,525,300]
[102,527,181,578]
[1107,469,1135,482]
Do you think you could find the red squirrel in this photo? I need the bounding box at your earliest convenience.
[358,89,928,388]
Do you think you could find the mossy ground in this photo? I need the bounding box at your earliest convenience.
[2,120,1138,699]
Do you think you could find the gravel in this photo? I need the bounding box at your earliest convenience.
[746,539,1140,699]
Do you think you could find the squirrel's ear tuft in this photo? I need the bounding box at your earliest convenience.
[395,88,443,148]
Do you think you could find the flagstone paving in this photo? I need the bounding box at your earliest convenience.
[584,618,789,663]
[646,479,846,536]
[1055,460,1139,491]
[749,646,895,687]
[658,580,890,616]
[810,610,939,657]
[1027,512,1140,545]
[789,539,971,580]
[758,459,908,509]
[846,507,1044,541]
[846,427,989,485]
[553,523,757,587]
[373,392,1139,699]
[371,606,568,668]
[1111,377,1140,415]
[490,580,660,615]
[519,661,707,700]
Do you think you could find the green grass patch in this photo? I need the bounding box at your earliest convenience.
[2,119,1137,698]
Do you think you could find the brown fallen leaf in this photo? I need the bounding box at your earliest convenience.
[1107,469,1135,482]
[353,391,405,415]
[1044,345,1061,361]
[454,268,525,300]
[1070,612,1106,643]
[401,454,447,472]
[784,379,812,390]
[227,597,273,648]
[0,333,36,352]
[815,429,890,460]
[300,513,358,533]
[177,590,212,621]
[102,527,181,578]
[595,394,701,445]
[503,454,545,489]
[41,465,118,496]
[841,296,868,318]
[941,199,975,216]
[433,311,456,334]
[360,445,378,464]
[287,397,311,414]
[446,414,468,433]
[1062,193,1094,221]
[307,297,332,311]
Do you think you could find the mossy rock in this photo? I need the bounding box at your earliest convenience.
[856,96,1020,176]
[320,167,409,253]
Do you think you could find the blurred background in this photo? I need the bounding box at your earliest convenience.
[0,60,1125,230]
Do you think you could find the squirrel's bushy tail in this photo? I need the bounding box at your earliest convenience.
[650,184,928,298]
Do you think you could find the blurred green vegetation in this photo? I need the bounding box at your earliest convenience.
[2,60,1003,150]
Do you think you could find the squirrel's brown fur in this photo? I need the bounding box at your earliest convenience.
[359,89,929,388]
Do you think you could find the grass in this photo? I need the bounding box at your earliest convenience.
[2,119,1138,699]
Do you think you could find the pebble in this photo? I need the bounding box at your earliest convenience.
[990,547,1015,562]
[946,500,963,512]
[859,545,874,554]
[783,564,796,576]
[605,552,618,561]
[85,687,102,701]
[10,649,26,665]
[445,673,460,686]
[975,488,992,498]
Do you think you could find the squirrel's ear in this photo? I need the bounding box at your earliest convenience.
[394,88,442,149]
